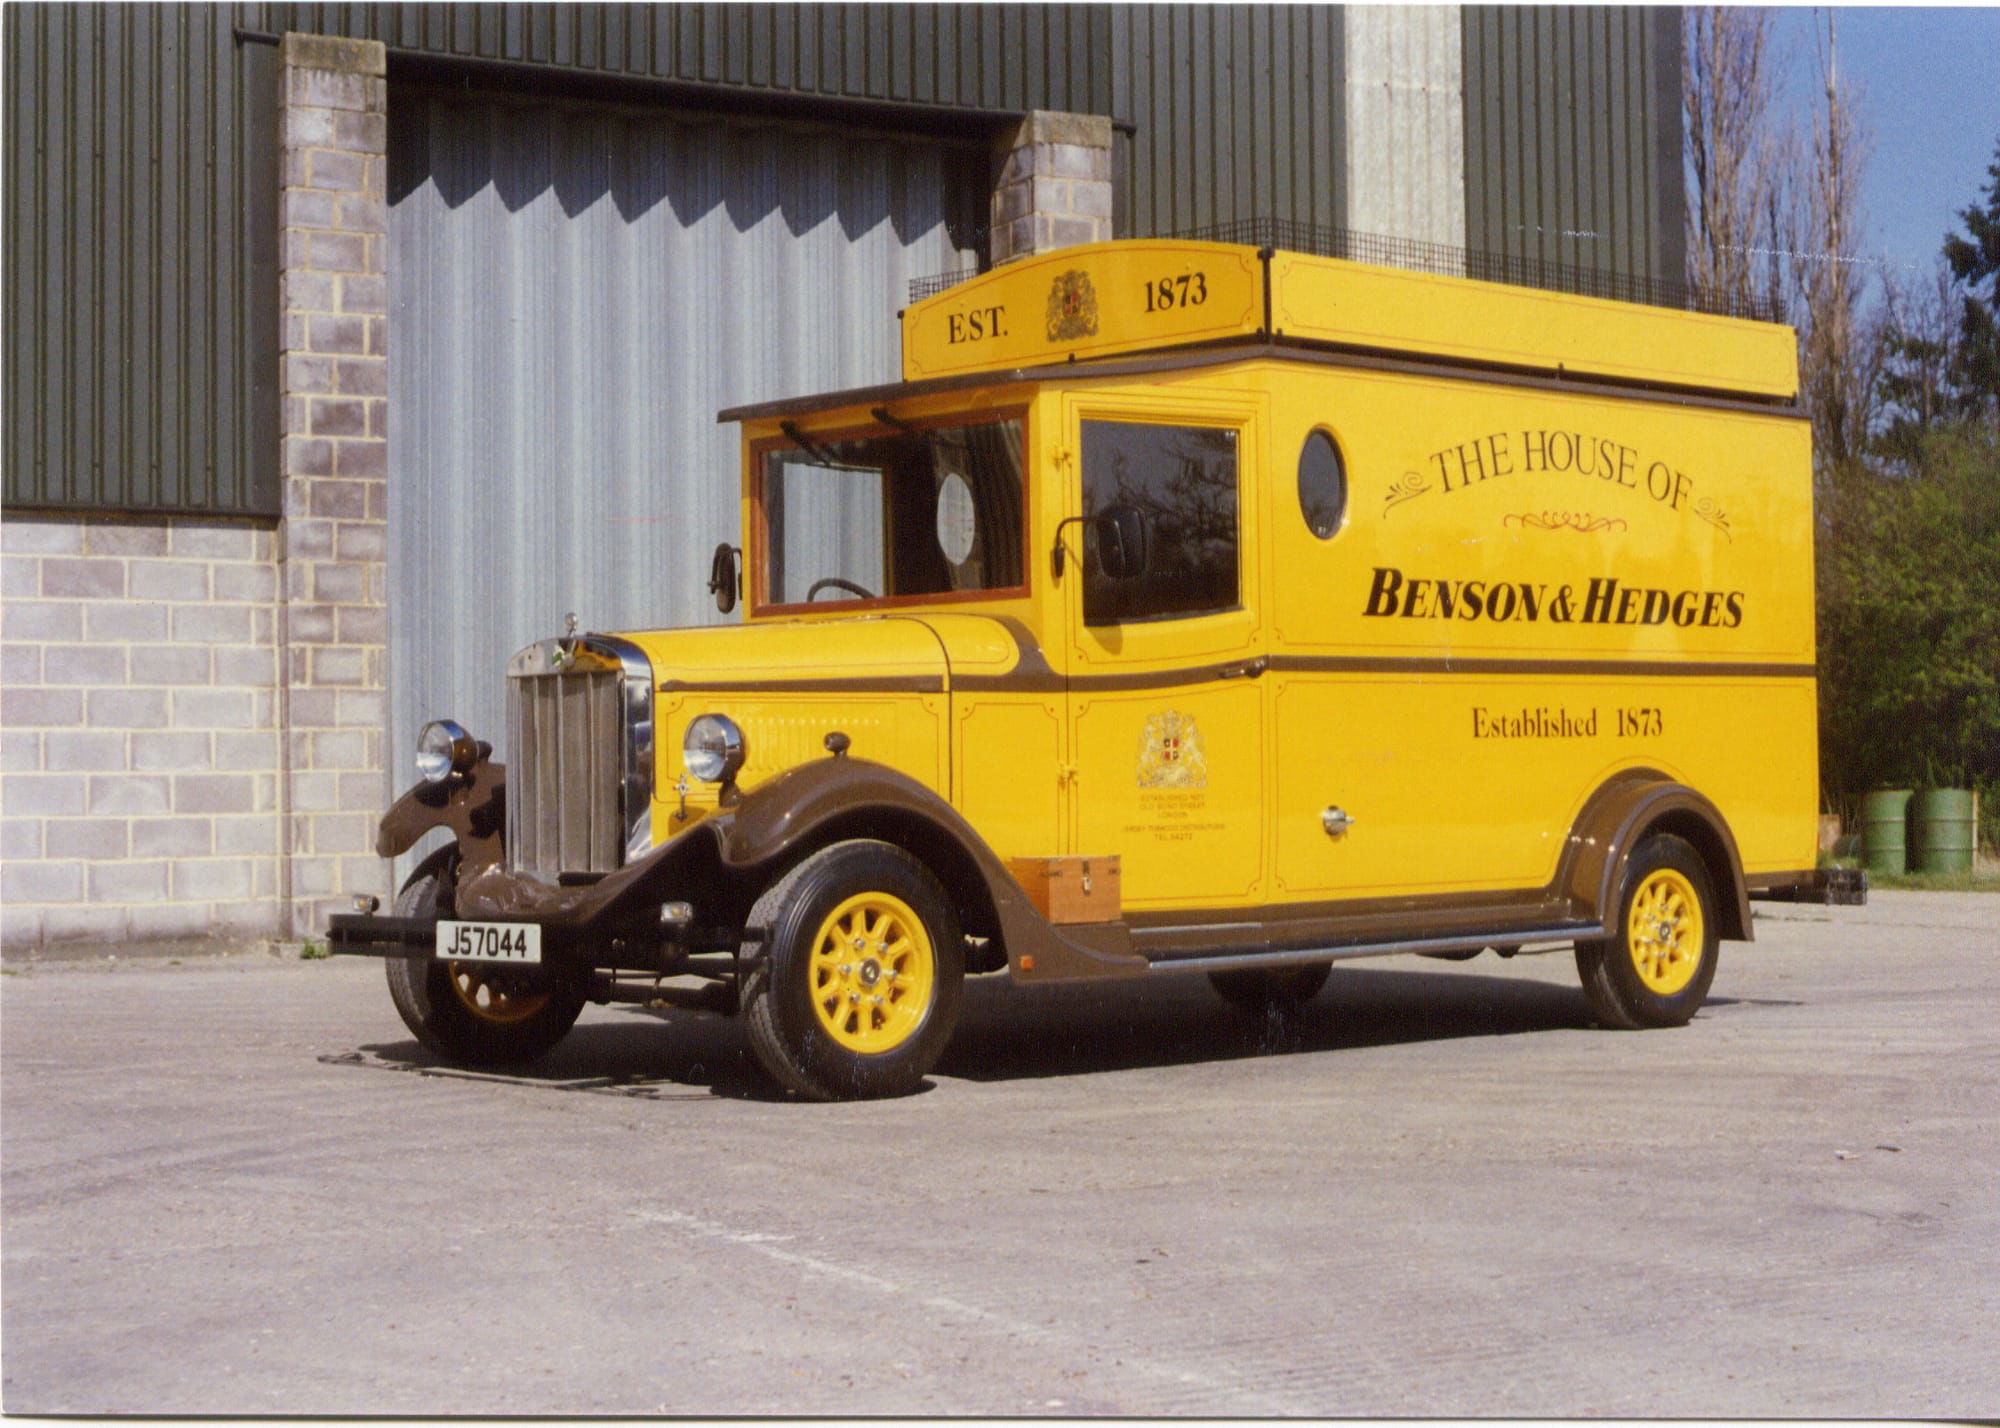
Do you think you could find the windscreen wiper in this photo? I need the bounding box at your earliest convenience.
[779,420,852,468]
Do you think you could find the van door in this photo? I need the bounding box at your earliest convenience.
[1061,399,1268,913]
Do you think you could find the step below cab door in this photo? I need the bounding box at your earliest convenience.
[1060,393,1269,914]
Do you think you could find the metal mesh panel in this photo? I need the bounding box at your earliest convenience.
[908,266,985,301]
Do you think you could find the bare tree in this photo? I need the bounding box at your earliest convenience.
[1791,11,1876,467]
[1683,7,1785,315]
[1876,258,1965,457]
[1684,8,1879,468]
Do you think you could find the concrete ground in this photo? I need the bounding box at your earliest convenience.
[2,890,1995,1417]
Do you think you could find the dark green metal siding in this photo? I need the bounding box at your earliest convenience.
[261,2,1347,238]
[246,3,1117,116]
[1462,5,1686,286]
[4,3,279,517]
[1110,4,1344,238]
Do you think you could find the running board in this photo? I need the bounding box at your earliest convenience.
[1143,923,1600,977]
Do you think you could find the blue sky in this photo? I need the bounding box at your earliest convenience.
[1769,6,2000,294]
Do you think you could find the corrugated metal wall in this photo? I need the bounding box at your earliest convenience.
[387,91,983,801]
[1109,4,1345,238]
[1462,5,1687,283]
[2,3,279,517]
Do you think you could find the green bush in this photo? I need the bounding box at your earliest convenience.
[1817,419,2000,851]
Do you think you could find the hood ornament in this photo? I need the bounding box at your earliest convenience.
[553,611,581,668]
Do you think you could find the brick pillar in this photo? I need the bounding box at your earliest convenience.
[989,110,1114,264]
[278,33,390,936]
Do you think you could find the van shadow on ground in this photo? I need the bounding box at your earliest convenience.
[340,956,1750,1101]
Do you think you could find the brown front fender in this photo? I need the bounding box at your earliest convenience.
[376,759,507,874]
[411,754,1138,981]
[715,757,1146,980]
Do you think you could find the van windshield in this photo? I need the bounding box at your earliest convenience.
[762,417,1026,608]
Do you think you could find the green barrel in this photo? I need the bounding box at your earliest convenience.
[1862,788,1913,876]
[1909,788,1976,874]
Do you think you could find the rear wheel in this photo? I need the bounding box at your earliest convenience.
[741,840,964,1100]
[384,849,586,1066]
[1575,833,1720,1029]
[1208,963,1331,1012]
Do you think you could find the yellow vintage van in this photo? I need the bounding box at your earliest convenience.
[329,237,1859,1099]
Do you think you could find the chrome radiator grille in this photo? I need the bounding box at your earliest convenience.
[506,637,654,879]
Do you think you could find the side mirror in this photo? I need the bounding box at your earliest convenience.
[708,543,741,614]
[1093,504,1150,581]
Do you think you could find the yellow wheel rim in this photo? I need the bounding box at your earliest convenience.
[807,891,936,1054]
[447,963,551,1024]
[1627,868,1704,995]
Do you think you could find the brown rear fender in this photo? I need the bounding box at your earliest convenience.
[1561,770,1752,941]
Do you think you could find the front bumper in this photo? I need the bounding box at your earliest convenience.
[326,912,617,959]
[326,913,440,957]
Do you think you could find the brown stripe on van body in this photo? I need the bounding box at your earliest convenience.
[964,654,1815,695]
[1004,660,1268,693]
[980,612,1812,691]
[1265,336,1802,415]
[659,634,1811,698]
[719,335,1806,428]
[1745,868,1823,890]
[1261,654,1816,681]
[953,615,1065,693]
[1124,886,1588,961]
[657,675,945,695]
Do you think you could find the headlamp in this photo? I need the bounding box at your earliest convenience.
[416,719,478,784]
[683,714,746,785]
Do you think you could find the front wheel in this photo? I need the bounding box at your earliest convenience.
[384,849,586,1066]
[741,840,964,1100]
[1574,833,1720,1029]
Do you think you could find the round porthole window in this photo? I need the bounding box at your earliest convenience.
[1298,429,1347,539]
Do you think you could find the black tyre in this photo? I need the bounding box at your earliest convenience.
[741,840,964,1101]
[1208,962,1331,1012]
[384,849,586,1067]
[1575,833,1721,1029]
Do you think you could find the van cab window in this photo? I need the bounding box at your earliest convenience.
[763,418,1025,607]
[1080,420,1238,625]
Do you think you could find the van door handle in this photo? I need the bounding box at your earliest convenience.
[1218,657,1267,680]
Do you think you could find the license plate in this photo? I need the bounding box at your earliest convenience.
[436,920,541,965]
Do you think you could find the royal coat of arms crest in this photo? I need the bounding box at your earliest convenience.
[1136,709,1207,789]
[1046,269,1099,342]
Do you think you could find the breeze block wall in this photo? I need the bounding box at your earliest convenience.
[1,517,285,950]
[276,31,393,937]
